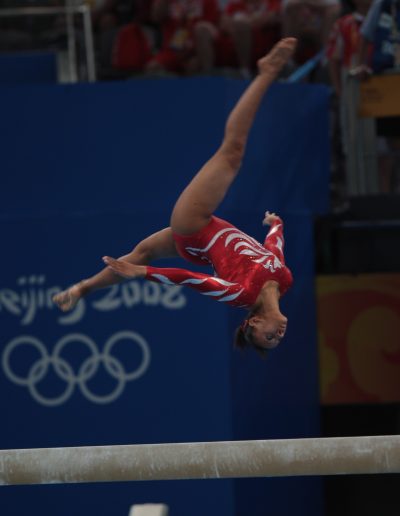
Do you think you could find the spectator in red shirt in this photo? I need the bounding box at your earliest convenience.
[92,0,154,77]
[325,0,372,202]
[217,0,282,78]
[327,0,372,96]
[146,0,220,75]
[326,0,371,197]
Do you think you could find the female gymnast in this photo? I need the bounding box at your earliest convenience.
[53,37,297,352]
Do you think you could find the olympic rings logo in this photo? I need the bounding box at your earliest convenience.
[2,331,151,406]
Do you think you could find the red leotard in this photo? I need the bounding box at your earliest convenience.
[145,216,293,308]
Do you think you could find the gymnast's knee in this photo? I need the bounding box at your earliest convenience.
[127,241,153,263]
[220,138,246,170]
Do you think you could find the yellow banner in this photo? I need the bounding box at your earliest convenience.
[359,74,400,118]
[316,274,400,404]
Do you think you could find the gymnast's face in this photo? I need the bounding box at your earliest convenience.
[248,314,287,349]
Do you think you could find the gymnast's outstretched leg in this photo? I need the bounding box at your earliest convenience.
[170,38,297,236]
[102,39,296,285]
[53,228,178,311]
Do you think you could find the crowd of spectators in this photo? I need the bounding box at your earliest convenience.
[0,0,399,197]
[97,0,342,79]
[1,0,398,84]
[326,0,400,197]
[0,0,344,79]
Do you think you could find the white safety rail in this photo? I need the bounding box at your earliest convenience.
[0,1,96,82]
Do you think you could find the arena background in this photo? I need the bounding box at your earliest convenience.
[0,72,331,516]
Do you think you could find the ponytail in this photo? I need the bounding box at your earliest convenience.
[234,322,250,350]
[233,302,268,358]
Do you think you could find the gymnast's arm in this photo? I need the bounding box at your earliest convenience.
[261,212,285,263]
[103,257,245,302]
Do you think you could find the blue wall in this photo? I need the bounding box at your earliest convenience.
[0,78,329,516]
[0,52,57,84]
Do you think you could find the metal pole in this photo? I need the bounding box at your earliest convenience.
[65,0,78,82]
[82,4,96,82]
[0,7,73,16]
[0,4,95,83]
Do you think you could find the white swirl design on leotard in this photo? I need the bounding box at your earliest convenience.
[149,273,244,303]
[185,228,235,256]
[185,226,283,273]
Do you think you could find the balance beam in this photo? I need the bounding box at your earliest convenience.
[0,435,399,486]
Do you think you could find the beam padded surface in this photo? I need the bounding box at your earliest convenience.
[0,436,399,486]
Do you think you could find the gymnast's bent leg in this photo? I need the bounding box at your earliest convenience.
[53,228,178,311]
[170,38,297,236]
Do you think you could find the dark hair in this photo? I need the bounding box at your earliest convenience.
[233,302,268,359]
[234,324,268,358]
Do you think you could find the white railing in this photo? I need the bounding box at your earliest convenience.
[0,1,96,82]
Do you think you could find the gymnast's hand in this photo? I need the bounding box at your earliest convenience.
[102,257,146,279]
[262,211,280,226]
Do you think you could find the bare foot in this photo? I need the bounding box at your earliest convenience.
[257,38,297,76]
[53,283,83,312]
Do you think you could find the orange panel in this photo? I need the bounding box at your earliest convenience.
[316,274,400,404]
